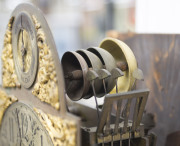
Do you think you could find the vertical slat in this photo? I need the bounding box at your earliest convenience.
[114,100,122,134]
[123,99,132,133]
[97,99,111,134]
[136,95,148,127]
[132,97,140,131]
[105,103,113,135]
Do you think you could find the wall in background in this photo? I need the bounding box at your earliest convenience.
[136,0,180,33]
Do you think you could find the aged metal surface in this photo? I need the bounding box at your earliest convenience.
[99,38,138,93]
[0,4,81,146]
[0,89,17,124]
[9,3,68,115]
[31,15,59,110]
[111,68,124,93]
[111,33,180,146]
[12,12,38,88]
[0,102,53,146]
[35,108,77,146]
[79,89,149,145]
[1,17,20,88]
[76,49,103,98]
[86,70,100,119]
[62,51,89,101]
[97,89,149,137]
[88,47,116,95]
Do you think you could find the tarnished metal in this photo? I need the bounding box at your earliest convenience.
[0,3,155,146]
[76,49,103,98]
[97,69,111,94]
[80,89,149,145]
[111,68,124,93]
[12,12,38,88]
[99,38,138,93]
[60,38,153,145]
[88,47,116,95]
[97,89,149,135]
[62,51,90,101]
[0,102,54,146]
[86,70,100,119]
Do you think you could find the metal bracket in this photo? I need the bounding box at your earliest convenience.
[96,89,149,144]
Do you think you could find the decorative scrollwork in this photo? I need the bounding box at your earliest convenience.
[32,16,59,110]
[34,108,77,146]
[0,89,17,125]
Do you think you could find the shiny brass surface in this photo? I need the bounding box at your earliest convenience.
[99,37,138,93]
[87,47,116,95]
[62,51,90,101]
[76,49,103,98]
[31,15,59,110]
[0,89,17,125]
[12,12,38,88]
[1,17,20,88]
[0,102,53,146]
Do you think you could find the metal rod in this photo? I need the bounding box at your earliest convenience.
[116,78,118,93]
[91,81,100,119]
[114,100,122,134]
[103,79,107,94]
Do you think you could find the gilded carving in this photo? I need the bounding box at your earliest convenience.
[34,108,77,146]
[1,17,20,87]
[32,16,59,110]
[0,89,17,124]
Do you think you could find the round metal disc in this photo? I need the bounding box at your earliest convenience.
[0,102,53,146]
[12,11,38,88]
[99,37,137,93]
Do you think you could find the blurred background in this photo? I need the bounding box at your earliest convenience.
[1,0,180,146]
[1,0,180,71]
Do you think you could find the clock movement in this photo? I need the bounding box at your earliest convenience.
[0,3,156,146]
